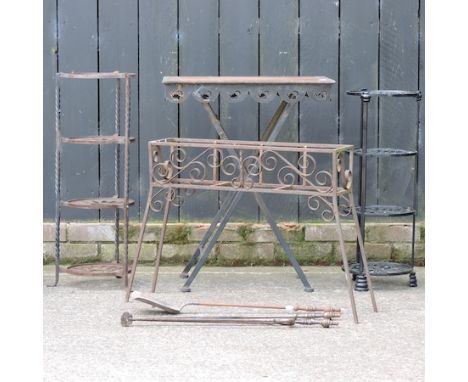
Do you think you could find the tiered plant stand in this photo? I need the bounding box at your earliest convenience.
[52,71,136,287]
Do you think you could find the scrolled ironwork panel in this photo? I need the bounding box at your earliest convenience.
[148,138,354,223]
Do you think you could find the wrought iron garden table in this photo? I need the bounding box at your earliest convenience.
[162,76,335,293]
[125,76,377,323]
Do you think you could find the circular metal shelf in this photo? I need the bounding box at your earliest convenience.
[346,89,421,98]
[348,262,413,276]
[355,205,415,217]
[63,263,131,277]
[61,197,135,210]
[355,148,417,157]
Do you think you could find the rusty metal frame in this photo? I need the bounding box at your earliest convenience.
[127,137,377,323]
[163,78,334,293]
[51,72,136,287]
[162,78,334,285]
[123,76,376,323]
[120,312,338,328]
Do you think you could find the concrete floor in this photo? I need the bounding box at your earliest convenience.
[44,266,424,382]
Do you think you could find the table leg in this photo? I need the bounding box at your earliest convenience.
[125,191,152,302]
[181,192,244,292]
[332,194,359,324]
[183,101,311,288]
[179,191,237,278]
[254,193,313,292]
[151,189,173,292]
[348,191,378,312]
[181,190,313,292]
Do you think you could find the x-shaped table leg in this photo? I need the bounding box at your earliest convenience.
[180,101,313,292]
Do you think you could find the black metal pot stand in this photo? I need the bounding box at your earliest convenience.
[346,89,422,291]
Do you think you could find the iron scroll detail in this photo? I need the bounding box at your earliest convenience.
[164,84,332,104]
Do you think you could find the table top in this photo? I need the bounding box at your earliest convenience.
[162,76,335,85]
[162,76,335,103]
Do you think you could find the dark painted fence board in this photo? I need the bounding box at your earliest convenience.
[418,0,425,216]
[219,0,259,221]
[43,0,425,221]
[43,0,57,220]
[178,0,219,222]
[57,0,99,220]
[299,0,339,221]
[379,0,419,209]
[339,0,380,206]
[139,0,179,221]
[98,0,139,219]
[259,0,299,222]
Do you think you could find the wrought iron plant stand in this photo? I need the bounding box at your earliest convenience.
[346,89,422,290]
[127,137,377,323]
[52,71,135,287]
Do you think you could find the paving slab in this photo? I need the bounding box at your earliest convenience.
[43,266,424,382]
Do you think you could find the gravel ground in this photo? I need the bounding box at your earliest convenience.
[44,265,424,382]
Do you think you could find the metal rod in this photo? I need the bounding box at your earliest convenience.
[181,101,311,289]
[348,191,378,313]
[133,313,340,320]
[114,78,121,263]
[179,192,237,278]
[202,102,230,141]
[151,189,172,292]
[121,313,296,327]
[125,192,152,302]
[411,94,422,269]
[181,191,244,291]
[263,102,295,142]
[52,75,61,287]
[332,152,359,324]
[121,312,338,328]
[180,302,341,314]
[333,194,358,324]
[254,193,313,292]
[169,313,341,320]
[356,93,371,272]
[130,292,342,315]
[260,100,287,141]
[123,76,131,287]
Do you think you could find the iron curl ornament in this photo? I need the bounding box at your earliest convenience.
[147,138,355,222]
[162,76,335,105]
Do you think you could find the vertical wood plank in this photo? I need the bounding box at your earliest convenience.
[179,0,219,221]
[58,0,99,220]
[139,0,179,220]
[259,0,299,222]
[299,0,339,221]
[379,0,419,209]
[219,0,258,221]
[43,0,57,219]
[339,0,380,206]
[98,0,139,219]
[44,0,425,223]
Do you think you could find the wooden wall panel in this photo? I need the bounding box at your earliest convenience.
[57,0,99,220]
[43,0,425,221]
[259,0,299,222]
[219,0,259,221]
[98,0,139,219]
